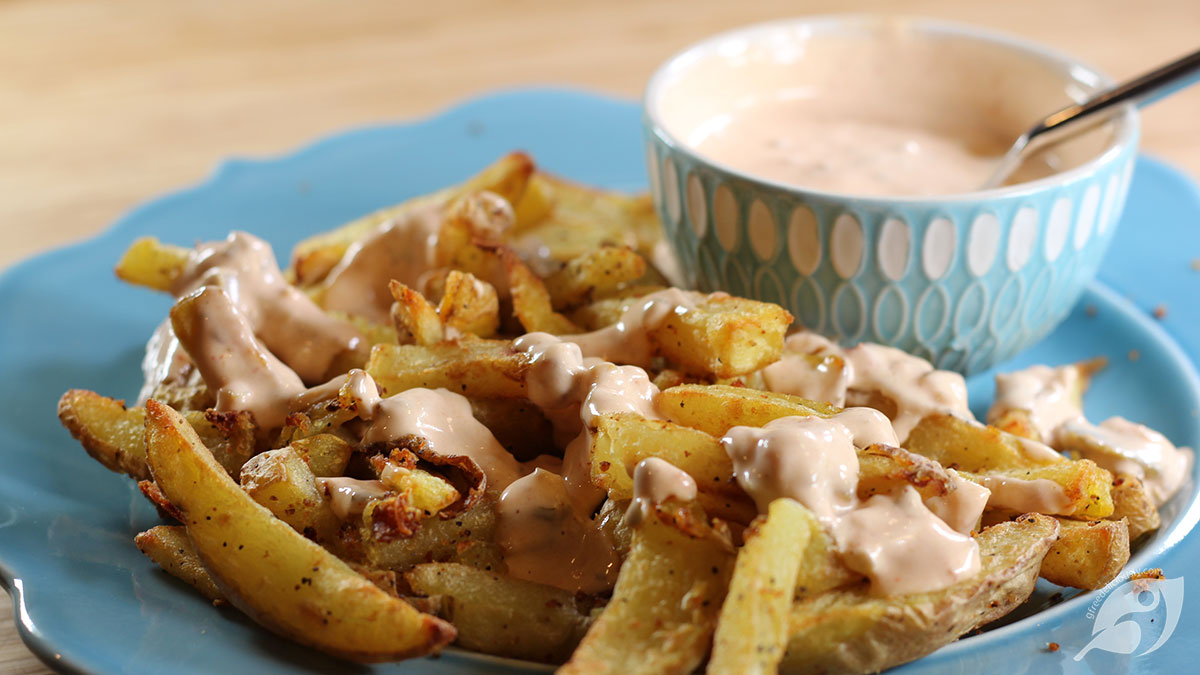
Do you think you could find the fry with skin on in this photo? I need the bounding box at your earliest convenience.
[708,498,814,675]
[559,511,733,675]
[134,525,225,604]
[144,399,455,662]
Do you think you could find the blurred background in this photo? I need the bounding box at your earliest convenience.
[2,0,1198,671]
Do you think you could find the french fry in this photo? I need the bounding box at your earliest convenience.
[134,525,226,603]
[559,512,733,675]
[779,514,1059,674]
[288,433,353,477]
[1111,474,1161,540]
[366,340,529,398]
[438,270,501,338]
[389,280,445,346]
[505,249,582,334]
[904,413,1066,471]
[1039,518,1129,590]
[657,384,835,437]
[144,400,455,661]
[290,152,534,286]
[405,563,591,663]
[115,236,190,292]
[961,462,1115,519]
[544,246,647,309]
[57,389,257,479]
[360,501,503,573]
[239,447,340,541]
[708,499,814,675]
[590,413,737,500]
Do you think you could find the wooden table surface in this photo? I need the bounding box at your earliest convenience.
[3,0,1198,671]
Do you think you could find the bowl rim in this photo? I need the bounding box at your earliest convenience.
[643,14,1140,205]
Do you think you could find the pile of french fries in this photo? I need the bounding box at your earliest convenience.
[56,153,1172,674]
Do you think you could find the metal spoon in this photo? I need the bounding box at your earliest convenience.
[981,46,1200,190]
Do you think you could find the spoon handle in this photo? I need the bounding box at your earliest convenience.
[982,47,1200,189]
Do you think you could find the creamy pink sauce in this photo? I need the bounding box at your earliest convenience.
[319,203,446,324]
[623,457,698,527]
[560,288,705,369]
[317,477,389,520]
[989,364,1085,435]
[990,363,1193,505]
[924,469,990,534]
[764,332,973,439]
[171,286,306,430]
[139,232,364,408]
[342,370,523,493]
[655,24,1116,197]
[975,475,1074,515]
[1061,417,1193,506]
[493,333,664,593]
[695,113,1011,197]
[721,411,983,595]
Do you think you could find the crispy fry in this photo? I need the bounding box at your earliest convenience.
[657,384,835,437]
[406,563,591,663]
[780,514,1059,673]
[437,270,500,338]
[1039,518,1129,590]
[560,513,733,675]
[904,413,1066,471]
[709,499,814,675]
[366,339,528,398]
[239,447,340,541]
[1111,473,1162,540]
[145,400,455,662]
[134,525,226,603]
[544,246,647,309]
[389,280,445,346]
[115,236,191,292]
[504,249,581,334]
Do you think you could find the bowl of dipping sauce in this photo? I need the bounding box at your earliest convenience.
[643,16,1139,374]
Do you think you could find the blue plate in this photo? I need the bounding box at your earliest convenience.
[1,89,1197,674]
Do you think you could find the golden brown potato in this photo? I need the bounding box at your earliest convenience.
[779,514,1060,674]
[657,384,835,437]
[366,339,529,398]
[115,236,190,292]
[239,447,340,541]
[134,525,225,603]
[144,400,455,662]
[590,413,738,501]
[709,499,814,675]
[406,563,591,663]
[560,513,733,675]
[505,249,582,334]
[389,280,445,346]
[1110,474,1162,540]
[904,413,1066,471]
[543,246,647,309]
[1039,518,1130,590]
[438,270,501,339]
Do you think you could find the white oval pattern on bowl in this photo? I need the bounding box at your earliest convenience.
[748,199,777,261]
[685,173,707,237]
[1044,197,1072,262]
[1006,207,1038,271]
[967,212,1000,277]
[788,206,821,276]
[831,213,864,279]
[922,217,956,280]
[1099,174,1120,235]
[1074,184,1101,250]
[713,183,739,252]
[878,217,910,281]
[662,157,681,225]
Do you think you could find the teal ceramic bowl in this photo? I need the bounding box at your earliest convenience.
[643,17,1139,374]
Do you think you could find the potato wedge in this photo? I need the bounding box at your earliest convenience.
[590,413,738,500]
[239,447,339,541]
[389,280,445,346]
[962,461,1115,519]
[57,389,256,479]
[505,249,582,334]
[406,563,591,663]
[361,501,503,573]
[544,246,647,309]
[134,525,225,603]
[904,413,1065,471]
[115,236,191,292]
[366,339,529,398]
[1111,473,1161,540]
[438,270,500,338]
[290,152,534,286]
[559,513,733,675]
[657,384,835,437]
[1039,518,1129,590]
[144,399,455,662]
[779,513,1059,674]
[709,499,814,675]
[288,433,354,477]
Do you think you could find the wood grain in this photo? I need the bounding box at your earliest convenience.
[3,0,1199,671]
